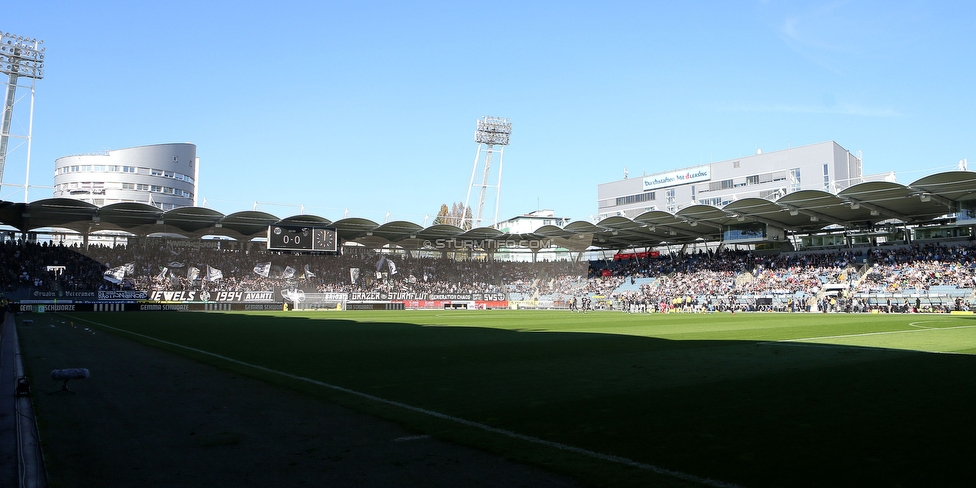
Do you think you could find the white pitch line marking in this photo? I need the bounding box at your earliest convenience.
[781,324,976,343]
[69,315,741,488]
[907,320,964,329]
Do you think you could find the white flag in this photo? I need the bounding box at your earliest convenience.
[303,264,315,278]
[155,267,169,281]
[205,265,223,282]
[187,266,200,281]
[282,266,296,279]
[350,267,360,284]
[387,260,397,275]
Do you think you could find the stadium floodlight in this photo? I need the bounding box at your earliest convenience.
[473,116,512,146]
[463,116,512,229]
[0,31,45,201]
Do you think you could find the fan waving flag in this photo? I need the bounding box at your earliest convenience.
[103,265,127,284]
[253,262,271,277]
[205,265,223,282]
[282,266,297,279]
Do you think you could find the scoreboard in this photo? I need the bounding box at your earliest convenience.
[267,224,338,252]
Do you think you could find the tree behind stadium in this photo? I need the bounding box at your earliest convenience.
[433,203,472,230]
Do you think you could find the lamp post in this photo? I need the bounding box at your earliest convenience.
[0,31,45,201]
[463,116,511,229]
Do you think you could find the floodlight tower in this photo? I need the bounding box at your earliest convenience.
[463,116,511,228]
[0,31,45,201]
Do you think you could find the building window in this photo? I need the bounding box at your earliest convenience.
[700,197,722,206]
[789,168,801,192]
[614,192,656,207]
[121,183,135,190]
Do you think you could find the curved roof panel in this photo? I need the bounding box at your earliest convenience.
[219,211,280,240]
[910,171,976,203]
[2,168,975,250]
[25,199,99,234]
[0,201,27,231]
[839,181,948,224]
[158,206,224,237]
[278,214,333,226]
[331,217,381,242]
[89,202,164,236]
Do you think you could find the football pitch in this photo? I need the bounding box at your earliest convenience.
[58,310,976,487]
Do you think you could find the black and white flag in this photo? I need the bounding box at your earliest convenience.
[253,262,271,277]
[282,266,297,279]
[205,265,223,282]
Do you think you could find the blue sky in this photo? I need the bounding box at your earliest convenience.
[2,1,973,225]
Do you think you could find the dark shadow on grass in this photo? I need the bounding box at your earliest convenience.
[56,311,976,488]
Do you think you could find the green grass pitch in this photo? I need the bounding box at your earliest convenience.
[64,310,976,487]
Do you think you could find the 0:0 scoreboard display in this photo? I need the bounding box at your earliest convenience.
[267,224,338,252]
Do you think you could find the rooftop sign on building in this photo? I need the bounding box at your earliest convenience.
[642,165,711,191]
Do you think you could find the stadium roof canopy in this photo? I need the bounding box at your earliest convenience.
[2,170,975,251]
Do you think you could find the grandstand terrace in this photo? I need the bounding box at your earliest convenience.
[2,169,976,311]
[2,237,975,313]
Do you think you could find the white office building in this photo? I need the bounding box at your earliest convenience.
[53,143,198,210]
[493,210,570,234]
[597,141,862,220]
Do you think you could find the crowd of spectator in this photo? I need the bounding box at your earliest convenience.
[855,244,976,293]
[2,238,975,313]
